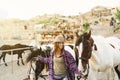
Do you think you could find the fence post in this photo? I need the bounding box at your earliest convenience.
[11,51,13,73]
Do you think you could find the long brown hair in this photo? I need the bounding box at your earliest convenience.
[53,42,64,54]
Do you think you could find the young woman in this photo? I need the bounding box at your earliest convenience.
[37,35,83,80]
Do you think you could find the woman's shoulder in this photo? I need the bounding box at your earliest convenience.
[64,50,73,57]
[64,50,76,61]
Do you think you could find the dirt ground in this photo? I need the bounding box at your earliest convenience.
[0,55,48,80]
[0,61,28,80]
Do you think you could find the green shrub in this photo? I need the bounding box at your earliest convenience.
[83,22,90,32]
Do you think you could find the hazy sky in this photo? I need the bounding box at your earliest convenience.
[0,0,120,19]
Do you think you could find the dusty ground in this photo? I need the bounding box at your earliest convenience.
[0,54,48,80]
[0,61,28,80]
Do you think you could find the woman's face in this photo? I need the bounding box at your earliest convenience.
[58,42,64,50]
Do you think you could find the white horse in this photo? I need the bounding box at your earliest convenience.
[105,36,120,78]
[91,36,119,80]
[75,31,119,80]
[105,37,120,66]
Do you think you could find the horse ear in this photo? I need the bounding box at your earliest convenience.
[39,47,42,51]
[93,44,97,51]
[87,30,91,38]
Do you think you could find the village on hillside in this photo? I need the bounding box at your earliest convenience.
[0,6,120,45]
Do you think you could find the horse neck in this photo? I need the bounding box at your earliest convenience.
[91,36,114,65]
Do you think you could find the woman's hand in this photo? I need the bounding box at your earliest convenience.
[81,74,85,80]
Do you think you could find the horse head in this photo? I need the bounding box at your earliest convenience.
[75,30,94,78]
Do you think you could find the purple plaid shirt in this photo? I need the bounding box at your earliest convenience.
[38,49,82,80]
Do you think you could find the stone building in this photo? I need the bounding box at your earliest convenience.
[80,6,118,26]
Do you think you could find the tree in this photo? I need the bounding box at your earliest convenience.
[114,9,120,32]
[115,9,120,24]
[83,22,90,32]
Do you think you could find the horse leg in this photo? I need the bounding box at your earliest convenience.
[106,68,119,80]
[21,59,24,65]
[0,53,2,65]
[17,54,20,66]
[35,61,45,80]
[118,65,120,79]
[20,54,24,65]
[115,65,120,79]
[28,61,36,80]
[106,68,112,80]
[113,67,120,80]
[3,53,7,66]
[24,62,31,80]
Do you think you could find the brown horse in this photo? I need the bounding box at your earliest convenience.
[0,43,32,66]
[74,30,94,80]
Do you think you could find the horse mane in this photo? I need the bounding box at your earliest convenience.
[75,34,83,46]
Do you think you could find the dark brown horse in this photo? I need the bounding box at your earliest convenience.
[0,43,32,66]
